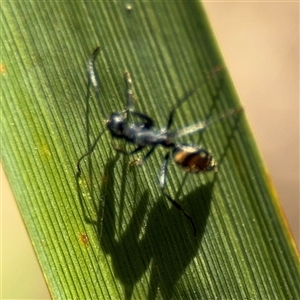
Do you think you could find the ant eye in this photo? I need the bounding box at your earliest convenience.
[173,145,216,173]
[107,113,125,137]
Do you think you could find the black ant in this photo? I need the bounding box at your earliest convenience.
[77,47,241,236]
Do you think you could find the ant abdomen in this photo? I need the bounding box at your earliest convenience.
[172,144,216,173]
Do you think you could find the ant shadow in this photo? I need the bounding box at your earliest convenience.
[75,54,243,298]
[95,155,215,300]
[76,105,242,299]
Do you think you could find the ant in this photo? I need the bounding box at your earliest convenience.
[77,47,241,237]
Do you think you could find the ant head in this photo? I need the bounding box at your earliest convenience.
[172,144,216,173]
[107,112,126,138]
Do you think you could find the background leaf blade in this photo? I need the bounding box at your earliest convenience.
[2,1,299,299]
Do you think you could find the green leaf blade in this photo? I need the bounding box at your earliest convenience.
[2,0,299,299]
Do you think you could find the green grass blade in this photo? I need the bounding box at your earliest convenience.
[1,1,299,299]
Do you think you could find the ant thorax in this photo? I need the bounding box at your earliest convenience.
[107,111,173,148]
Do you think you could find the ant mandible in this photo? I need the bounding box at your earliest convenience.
[77,47,240,236]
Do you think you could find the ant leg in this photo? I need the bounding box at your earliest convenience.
[170,107,243,139]
[166,67,225,130]
[164,194,196,237]
[124,71,154,128]
[136,146,156,165]
[159,152,170,189]
[130,111,154,129]
[159,152,196,236]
